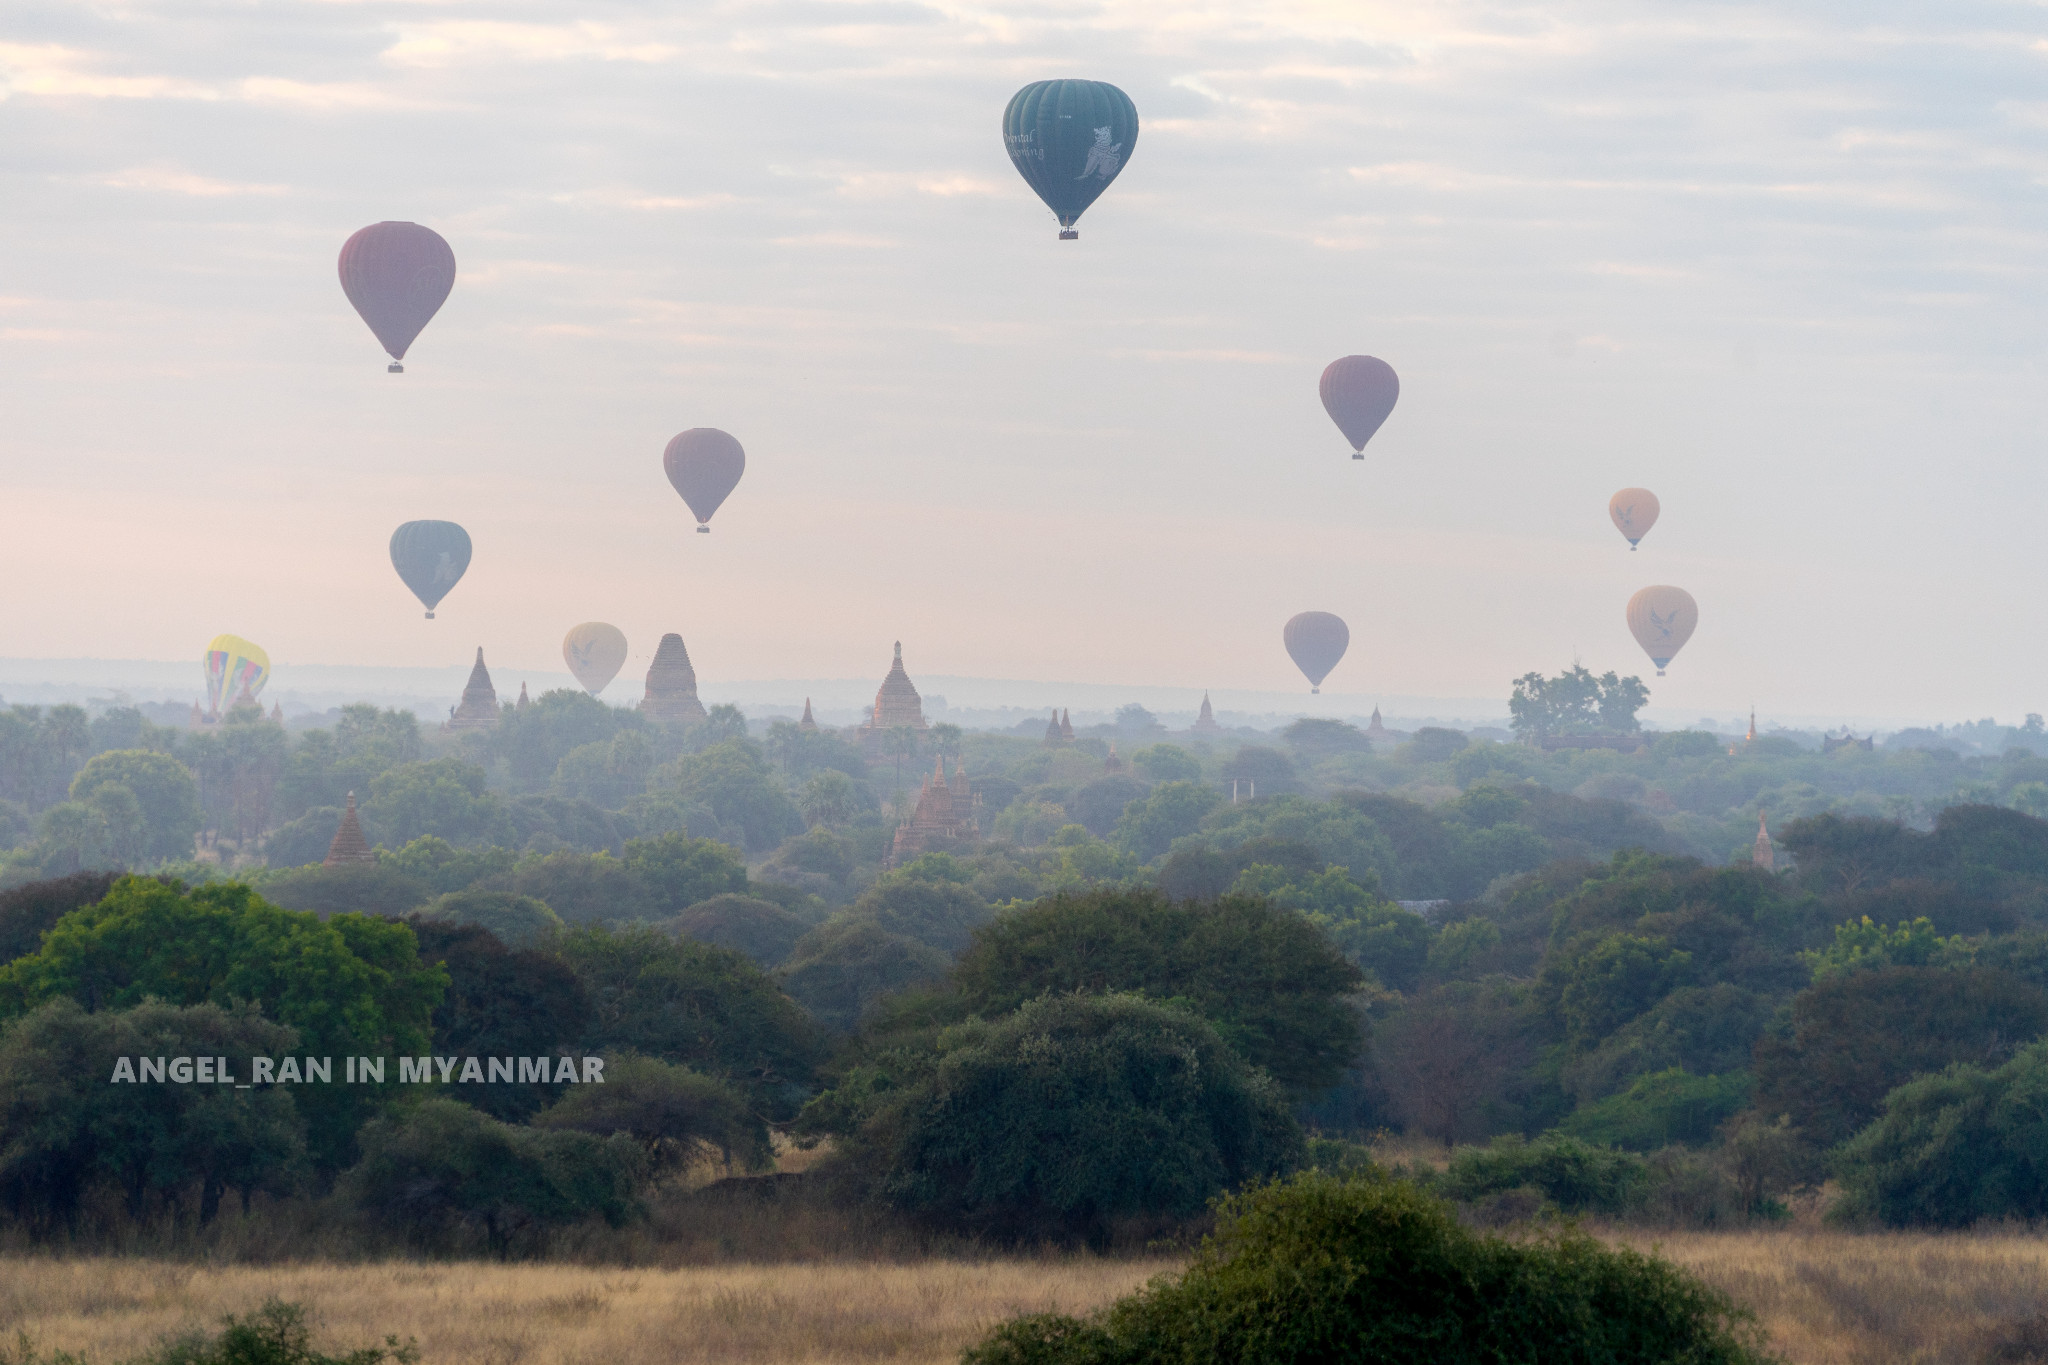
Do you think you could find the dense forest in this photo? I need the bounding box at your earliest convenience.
[1,680,2045,1247]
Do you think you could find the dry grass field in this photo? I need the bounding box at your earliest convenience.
[0,1231,2043,1365]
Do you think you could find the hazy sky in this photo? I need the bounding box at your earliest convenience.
[3,0,2044,723]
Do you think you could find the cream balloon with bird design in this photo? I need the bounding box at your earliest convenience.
[1626,586,1697,676]
[562,622,628,696]
[1609,488,1660,550]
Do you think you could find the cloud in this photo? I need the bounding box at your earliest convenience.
[380,21,681,67]
[0,43,217,101]
[88,165,290,197]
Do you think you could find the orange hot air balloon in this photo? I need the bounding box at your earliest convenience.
[563,622,628,696]
[1626,586,1697,676]
[1609,488,1660,550]
[663,428,745,533]
[1283,611,1350,693]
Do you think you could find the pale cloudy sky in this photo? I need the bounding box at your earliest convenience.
[1,0,2044,722]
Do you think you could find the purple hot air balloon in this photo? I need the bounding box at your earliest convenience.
[663,428,746,533]
[338,222,457,373]
[1319,355,1400,458]
[1283,611,1350,694]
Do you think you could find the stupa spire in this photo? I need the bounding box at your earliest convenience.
[323,792,376,867]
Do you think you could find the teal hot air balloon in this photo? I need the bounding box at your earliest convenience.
[1003,80,1139,240]
[390,520,472,619]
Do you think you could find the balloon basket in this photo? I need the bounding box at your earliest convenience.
[388,362,404,374]
[696,526,710,534]
[425,611,435,620]
[1311,687,1320,695]
[1656,669,1666,676]
[1058,230,1078,240]
[1351,452,1363,460]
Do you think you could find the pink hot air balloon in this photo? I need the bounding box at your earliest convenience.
[338,222,457,373]
[1320,355,1400,458]
[663,428,746,533]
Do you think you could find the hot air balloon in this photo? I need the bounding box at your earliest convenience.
[1283,611,1350,694]
[663,429,745,533]
[1320,356,1400,458]
[563,622,628,696]
[389,520,472,618]
[1609,488,1660,550]
[338,222,456,373]
[204,635,270,718]
[1002,80,1139,240]
[1626,586,1698,676]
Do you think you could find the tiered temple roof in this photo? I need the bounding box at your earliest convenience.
[445,648,500,731]
[1194,692,1221,733]
[1104,743,1124,773]
[859,643,927,749]
[1366,707,1390,742]
[1042,710,1063,746]
[1060,709,1074,741]
[799,698,818,732]
[516,682,530,712]
[1752,810,1775,871]
[641,633,709,725]
[890,756,977,865]
[323,792,376,867]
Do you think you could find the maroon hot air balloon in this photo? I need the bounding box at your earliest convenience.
[663,428,746,533]
[338,222,457,373]
[1319,355,1400,458]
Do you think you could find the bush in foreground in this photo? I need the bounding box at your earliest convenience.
[963,1172,1774,1365]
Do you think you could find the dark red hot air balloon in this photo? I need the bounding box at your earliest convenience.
[338,222,456,373]
[663,428,746,533]
[1320,355,1400,458]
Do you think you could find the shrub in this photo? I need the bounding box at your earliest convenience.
[670,893,812,966]
[130,1300,415,1365]
[949,888,1364,1099]
[1555,1069,1753,1151]
[850,993,1301,1243]
[419,890,561,946]
[1832,1037,2048,1227]
[961,1171,1771,1365]
[1439,1133,1649,1216]
[341,1098,644,1255]
[533,1052,771,1173]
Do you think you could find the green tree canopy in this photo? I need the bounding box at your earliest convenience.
[70,750,202,864]
[1509,665,1650,740]
[947,888,1365,1099]
[533,1052,770,1173]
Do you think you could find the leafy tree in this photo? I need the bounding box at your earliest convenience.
[1562,984,1774,1103]
[948,888,1365,1099]
[663,741,803,852]
[0,871,122,965]
[1751,965,2048,1147]
[777,916,950,1033]
[928,722,964,758]
[420,890,561,946]
[554,923,823,1114]
[1439,1133,1649,1215]
[759,826,859,901]
[275,705,422,822]
[0,998,305,1230]
[69,750,202,864]
[121,1299,418,1365]
[1554,1069,1753,1152]
[1508,665,1648,740]
[365,759,508,848]
[0,704,91,812]
[491,690,642,790]
[842,994,1302,1242]
[1069,775,1149,838]
[620,830,749,913]
[406,919,588,1121]
[1113,780,1222,862]
[1230,863,1431,993]
[341,1098,644,1255]
[961,1171,1769,1365]
[881,725,921,801]
[533,1052,770,1173]
[0,876,445,1170]
[1130,744,1202,784]
[799,770,860,827]
[1832,1038,2048,1227]
[185,713,289,849]
[851,875,991,954]
[260,863,431,918]
[1802,915,1974,978]
[693,703,751,748]
[1280,718,1373,756]
[1219,746,1301,796]
[550,731,654,808]
[1376,981,1535,1147]
[670,893,813,967]
[1402,727,1470,762]
[379,836,518,894]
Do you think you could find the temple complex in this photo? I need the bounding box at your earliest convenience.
[516,682,530,713]
[1193,692,1221,733]
[890,756,977,865]
[1752,810,1775,871]
[858,642,928,751]
[800,698,818,732]
[641,633,709,725]
[1104,743,1125,773]
[1366,707,1390,743]
[445,648,500,731]
[1823,730,1874,753]
[1042,710,1064,746]
[1060,709,1074,741]
[323,792,376,867]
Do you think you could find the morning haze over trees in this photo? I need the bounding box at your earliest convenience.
[3,650,2048,1271]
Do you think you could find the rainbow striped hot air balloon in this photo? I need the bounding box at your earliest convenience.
[204,635,270,717]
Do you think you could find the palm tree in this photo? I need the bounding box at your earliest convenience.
[882,725,921,803]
